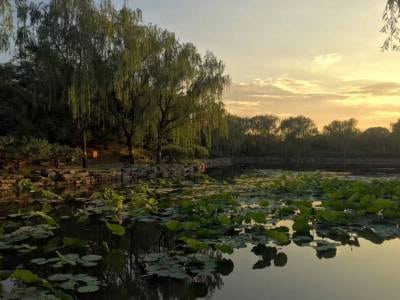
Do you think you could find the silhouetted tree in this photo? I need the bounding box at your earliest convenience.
[280,116,318,166]
[323,119,360,169]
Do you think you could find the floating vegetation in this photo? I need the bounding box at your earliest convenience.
[2,170,400,298]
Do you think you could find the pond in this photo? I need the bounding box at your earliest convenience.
[1,169,400,299]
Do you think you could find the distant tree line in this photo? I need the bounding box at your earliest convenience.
[211,115,400,161]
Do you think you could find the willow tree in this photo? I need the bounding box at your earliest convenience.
[187,52,230,150]
[0,0,13,51]
[100,8,159,164]
[150,34,199,163]
[382,0,400,50]
[151,36,229,163]
[13,0,109,168]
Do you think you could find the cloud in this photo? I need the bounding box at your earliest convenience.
[368,111,400,119]
[224,100,261,106]
[222,76,400,128]
[314,53,342,70]
[225,78,346,103]
[351,82,400,96]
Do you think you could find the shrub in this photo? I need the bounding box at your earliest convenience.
[51,144,82,164]
[0,135,82,166]
[20,137,52,161]
[193,145,210,158]
[162,144,191,162]
[0,136,15,152]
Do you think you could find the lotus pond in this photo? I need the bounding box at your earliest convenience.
[1,169,400,299]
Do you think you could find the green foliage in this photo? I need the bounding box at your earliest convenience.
[161,144,191,162]
[293,214,311,233]
[193,145,210,158]
[50,144,82,164]
[165,220,181,231]
[29,211,57,227]
[16,179,61,200]
[106,223,126,236]
[215,244,234,254]
[0,135,81,165]
[316,210,346,224]
[31,253,102,268]
[10,269,40,283]
[247,211,266,224]
[366,199,397,213]
[259,200,270,207]
[47,273,100,294]
[278,206,296,217]
[63,237,88,249]
[180,237,208,251]
[102,189,125,209]
[20,136,52,161]
[16,179,36,193]
[266,229,290,245]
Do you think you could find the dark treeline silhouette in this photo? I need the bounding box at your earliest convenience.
[210,115,400,161]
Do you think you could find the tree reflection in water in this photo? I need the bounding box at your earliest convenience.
[88,222,233,300]
[79,219,400,299]
[251,245,288,269]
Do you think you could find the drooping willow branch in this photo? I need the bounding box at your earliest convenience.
[382,0,400,50]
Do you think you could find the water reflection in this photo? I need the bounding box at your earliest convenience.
[86,220,400,299]
[251,245,288,269]
[79,222,230,300]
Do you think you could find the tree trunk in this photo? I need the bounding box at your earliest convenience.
[156,131,162,164]
[82,129,88,169]
[126,134,135,165]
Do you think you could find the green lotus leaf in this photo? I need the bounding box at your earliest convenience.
[10,269,40,284]
[165,220,181,231]
[106,223,125,236]
[81,255,102,262]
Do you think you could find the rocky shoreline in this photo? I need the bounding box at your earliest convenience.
[2,155,400,196]
[0,158,233,195]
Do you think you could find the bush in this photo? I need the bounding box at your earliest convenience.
[193,145,210,158]
[0,135,82,166]
[51,143,82,164]
[0,136,15,152]
[20,137,52,161]
[162,144,191,162]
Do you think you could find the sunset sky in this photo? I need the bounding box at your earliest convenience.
[129,0,400,129]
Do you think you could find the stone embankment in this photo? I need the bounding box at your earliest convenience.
[0,160,221,193]
[3,156,399,194]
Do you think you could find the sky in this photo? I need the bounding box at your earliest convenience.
[126,0,400,130]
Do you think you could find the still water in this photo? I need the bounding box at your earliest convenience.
[212,238,400,300]
[209,168,400,300]
[1,168,400,300]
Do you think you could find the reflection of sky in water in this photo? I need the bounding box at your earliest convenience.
[211,238,400,300]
